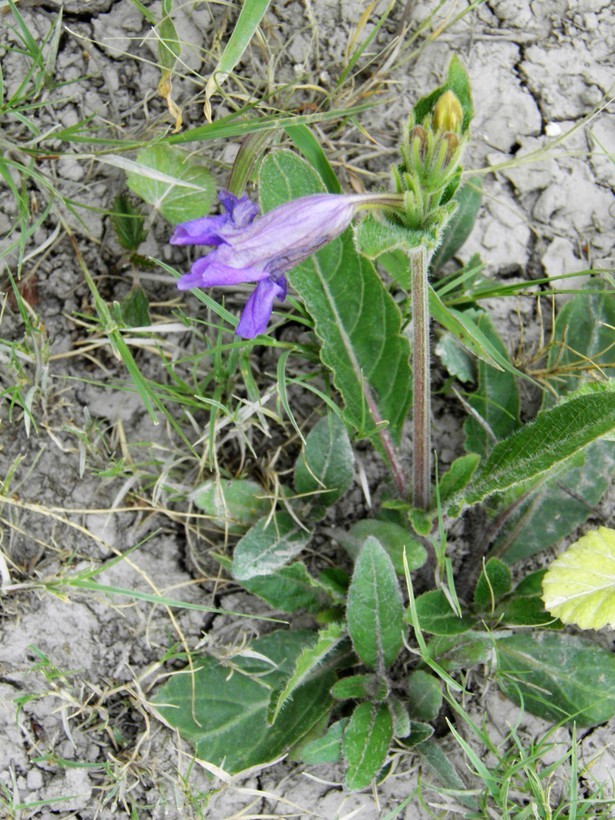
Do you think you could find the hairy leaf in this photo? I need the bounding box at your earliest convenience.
[497,631,615,727]
[462,385,615,507]
[153,630,335,773]
[410,589,474,636]
[491,441,615,563]
[346,537,405,670]
[343,702,393,791]
[294,413,354,515]
[269,622,347,724]
[232,512,312,580]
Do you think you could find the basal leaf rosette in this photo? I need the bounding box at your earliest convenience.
[542,526,615,630]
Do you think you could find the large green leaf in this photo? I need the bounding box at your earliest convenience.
[543,291,615,407]
[258,150,412,445]
[152,630,335,773]
[496,631,615,727]
[346,537,405,670]
[490,440,615,563]
[293,412,354,516]
[463,311,521,457]
[343,702,393,791]
[462,384,615,508]
[125,144,215,224]
[542,526,615,630]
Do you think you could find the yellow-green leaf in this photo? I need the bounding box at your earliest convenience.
[542,526,615,630]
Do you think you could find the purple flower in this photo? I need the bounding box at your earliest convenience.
[171,189,377,338]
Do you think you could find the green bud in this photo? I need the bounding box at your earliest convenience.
[432,90,463,133]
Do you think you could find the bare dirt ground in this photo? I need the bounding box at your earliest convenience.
[1,1,613,817]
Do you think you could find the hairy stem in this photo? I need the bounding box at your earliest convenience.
[411,246,431,509]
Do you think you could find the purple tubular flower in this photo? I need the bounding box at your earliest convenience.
[170,189,376,339]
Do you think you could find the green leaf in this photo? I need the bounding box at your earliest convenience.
[346,537,405,670]
[473,558,512,612]
[463,311,521,457]
[285,124,341,193]
[543,290,615,407]
[300,718,348,764]
[337,519,427,575]
[355,215,433,277]
[213,554,336,614]
[192,478,270,535]
[205,0,271,107]
[438,453,480,508]
[490,441,615,563]
[542,526,615,630]
[126,144,215,224]
[331,673,389,702]
[293,413,354,515]
[157,12,181,73]
[152,630,335,773]
[117,285,150,328]
[429,289,523,375]
[343,702,393,791]
[410,589,474,636]
[462,384,615,507]
[258,150,412,446]
[436,332,475,383]
[110,194,146,250]
[430,178,482,272]
[232,512,312,580]
[496,631,615,727]
[426,631,494,672]
[268,622,347,724]
[388,696,411,739]
[406,670,443,722]
[399,721,434,747]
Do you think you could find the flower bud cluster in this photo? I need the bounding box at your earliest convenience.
[393,90,466,234]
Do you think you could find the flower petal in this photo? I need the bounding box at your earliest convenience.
[236,278,286,338]
[170,214,231,246]
[177,253,270,290]
[218,190,259,227]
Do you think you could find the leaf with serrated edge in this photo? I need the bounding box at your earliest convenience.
[542,526,615,630]
[258,150,412,445]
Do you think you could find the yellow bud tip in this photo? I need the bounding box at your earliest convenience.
[432,90,463,133]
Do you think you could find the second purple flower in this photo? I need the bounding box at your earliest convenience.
[171,190,378,339]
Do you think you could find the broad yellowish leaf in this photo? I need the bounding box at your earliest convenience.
[542,526,615,630]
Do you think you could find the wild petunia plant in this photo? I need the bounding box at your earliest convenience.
[137,57,615,802]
